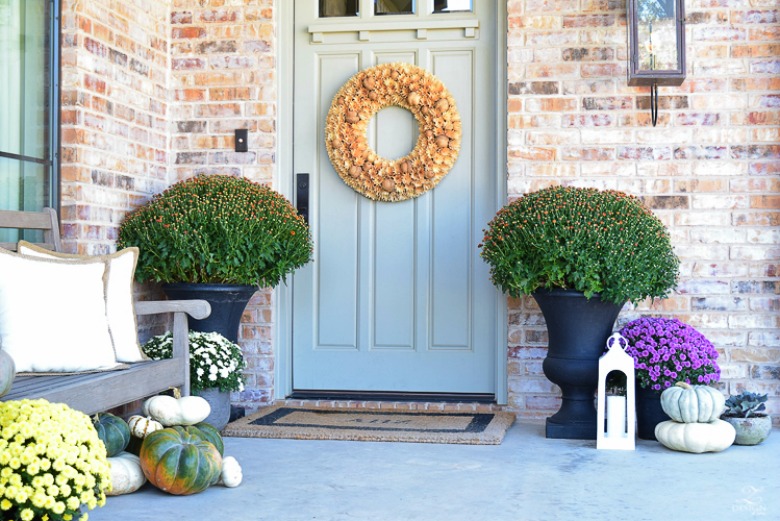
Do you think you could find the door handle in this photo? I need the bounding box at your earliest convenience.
[296,173,309,224]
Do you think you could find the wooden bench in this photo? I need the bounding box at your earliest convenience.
[0,208,210,415]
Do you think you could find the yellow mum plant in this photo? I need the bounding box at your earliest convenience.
[0,399,110,521]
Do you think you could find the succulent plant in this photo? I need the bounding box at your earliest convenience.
[723,391,768,419]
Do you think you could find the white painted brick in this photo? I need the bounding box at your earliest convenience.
[580,128,635,145]
[677,279,732,295]
[675,212,732,226]
[718,363,749,380]
[635,128,694,145]
[747,229,780,244]
[729,314,779,329]
[730,245,780,261]
[689,228,748,244]
[689,262,750,278]
[691,194,749,210]
[749,332,780,347]
[580,162,636,177]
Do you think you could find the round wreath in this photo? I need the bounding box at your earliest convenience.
[325,63,462,202]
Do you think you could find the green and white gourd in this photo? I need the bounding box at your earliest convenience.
[128,415,164,438]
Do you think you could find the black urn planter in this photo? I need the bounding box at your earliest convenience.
[533,289,625,440]
[162,283,257,342]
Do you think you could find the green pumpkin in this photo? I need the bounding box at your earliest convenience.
[139,426,222,495]
[0,350,15,398]
[660,382,726,423]
[190,422,224,456]
[93,413,131,457]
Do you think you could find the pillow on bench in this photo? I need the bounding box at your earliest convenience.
[17,241,145,363]
[0,248,120,372]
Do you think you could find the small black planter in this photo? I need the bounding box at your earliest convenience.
[533,289,625,440]
[635,384,670,441]
[162,283,257,343]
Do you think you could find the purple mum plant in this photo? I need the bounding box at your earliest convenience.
[619,317,721,391]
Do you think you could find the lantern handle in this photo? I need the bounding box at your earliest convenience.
[606,332,628,351]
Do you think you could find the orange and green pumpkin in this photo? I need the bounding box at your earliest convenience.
[93,413,131,457]
[189,422,224,456]
[140,426,222,495]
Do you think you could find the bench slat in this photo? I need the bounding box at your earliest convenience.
[6,360,186,416]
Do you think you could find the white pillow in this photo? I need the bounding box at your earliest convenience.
[17,241,145,363]
[0,248,119,372]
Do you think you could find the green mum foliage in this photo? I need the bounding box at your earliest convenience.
[479,185,679,305]
[118,175,313,288]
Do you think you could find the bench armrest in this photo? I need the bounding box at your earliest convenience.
[135,299,211,396]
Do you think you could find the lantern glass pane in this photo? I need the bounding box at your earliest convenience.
[636,0,678,72]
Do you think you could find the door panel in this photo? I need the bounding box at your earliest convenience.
[292,0,498,394]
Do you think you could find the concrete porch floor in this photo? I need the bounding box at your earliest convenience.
[91,421,778,521]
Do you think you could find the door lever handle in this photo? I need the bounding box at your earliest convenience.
[296,173,310,224]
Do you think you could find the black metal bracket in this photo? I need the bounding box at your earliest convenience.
[650,82,659,127]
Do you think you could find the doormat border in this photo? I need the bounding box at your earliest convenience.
[222,404,515,445]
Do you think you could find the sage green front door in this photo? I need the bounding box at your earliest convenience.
[292,0,500,395]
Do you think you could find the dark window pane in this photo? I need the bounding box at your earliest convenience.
[320,0,359,17]
[375,0,414,15]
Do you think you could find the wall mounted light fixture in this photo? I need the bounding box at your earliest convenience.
[627,0,686,126]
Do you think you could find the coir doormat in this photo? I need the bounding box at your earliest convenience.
[222,405,515,445]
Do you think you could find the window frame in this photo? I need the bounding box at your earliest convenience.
[0,0,60,214]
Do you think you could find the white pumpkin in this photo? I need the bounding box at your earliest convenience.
[217,456,243,488]
[142,395,211,426]
[107,452,146,496]
[655,420,736,454]
[127,415,164,438]
[660,382,726,423]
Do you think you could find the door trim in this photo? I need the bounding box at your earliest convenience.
[274,1,508,403]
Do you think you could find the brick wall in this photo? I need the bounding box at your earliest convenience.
[168,0,277,410]
[61,1,778,421]
[60,0,170,255]
[506,0,779,420]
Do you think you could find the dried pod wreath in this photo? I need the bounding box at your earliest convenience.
[325,63,462,202]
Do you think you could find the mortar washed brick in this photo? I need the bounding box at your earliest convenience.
[59,0,779,423]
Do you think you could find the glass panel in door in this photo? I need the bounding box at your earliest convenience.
[319,0,359,17]
[375,0,415,15]
[433,0,472,13]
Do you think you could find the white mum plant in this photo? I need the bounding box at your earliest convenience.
[142,331,247,393]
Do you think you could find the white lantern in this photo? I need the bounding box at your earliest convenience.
[596,333,636,450]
